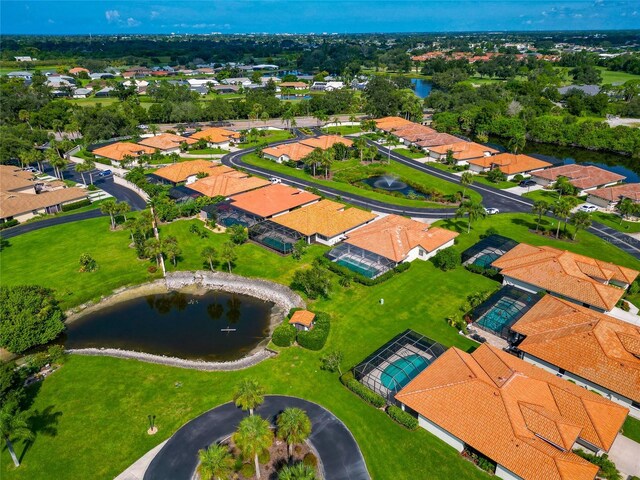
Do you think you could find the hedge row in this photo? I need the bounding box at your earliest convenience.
[297,312,330,350]
[0,219,19,230]
[344,377,386,408]
[61,199,92,212]
[272,323,297,347]
[387,405,418,430]
[316,256,410,286]
[464,263,502,280]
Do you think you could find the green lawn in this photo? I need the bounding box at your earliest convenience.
[243,154,482,208]
[323,125,363,135]
[622,416,640,443]
[239,130,294,148]
[3,213,640,480]
[186,148,228,155]
[469,174,518,190]
[394,148,427,159]
[592,211,640,233]
[522,189,585,206]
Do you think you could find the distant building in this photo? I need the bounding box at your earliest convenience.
[14,56,35,62]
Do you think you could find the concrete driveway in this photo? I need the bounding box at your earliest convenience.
[608,434,640,477]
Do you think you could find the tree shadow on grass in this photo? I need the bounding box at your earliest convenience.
[440,219,468,233]
[510,217,554,231]
[19,405,63,464]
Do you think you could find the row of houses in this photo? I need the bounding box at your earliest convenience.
[262,135,353,163]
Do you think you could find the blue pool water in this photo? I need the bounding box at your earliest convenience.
[381,355,429,391]
[337,257,383,279]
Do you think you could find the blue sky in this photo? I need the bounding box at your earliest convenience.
[2,0,639,34]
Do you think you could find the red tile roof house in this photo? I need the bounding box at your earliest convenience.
[530,164,626,195]
[467,153,552,181]
[428,141,499,166]
[586,183,640,210]
[288,310,315,331]
[395,343,629,480]
[510,295,640,418]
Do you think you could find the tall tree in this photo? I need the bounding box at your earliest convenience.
[617,198,636,223]
[278,463,317,480]
[0,402,34,467]
[276,408,312,460]
[75,159,95,185]
[233,415,273,480]
[570,211,592,240]
[552,198,573,238]
[201,246,218,271]
[197,443,234,480]
[220,242,237,273]
[460,172,474,200]
[532,200,549,232]
[233,378,265,416]
[144,238,163,267]
[100,199,120,230]
[455,201,486,233]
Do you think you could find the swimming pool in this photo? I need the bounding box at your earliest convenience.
[477,297,530,334]
[473,253,499,268]
[260,236,293,254]
[380,355,429,391]
[337,257,384,279]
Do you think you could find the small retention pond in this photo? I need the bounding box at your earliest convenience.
[361,175,430,199]
[63,291,273,361]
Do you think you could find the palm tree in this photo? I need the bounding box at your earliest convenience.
[100,199,120,230]
[282,108,295,131]
[460,172,474,200]
[302,148,323,177]
[348,114,358,125]
[290,117,298,131]
[46,147,67,180]
[278,463,317,480]
[617,198,635,224]
[163,236,181,267]
[554,176,576,197]
[277,408,312,460]
[144,238,163,267]
[531,200,549,232]
[385,133,399,164]
[507,134,526,154]
[198,443,234,480]
[18,109,32,130]
[552,198,572,239]
[233,415,273,480]
[233,378,265,416]
[455,201,486,233]
[201,246,217,271]
[0,402,34,467]
[570,211,592,240]
[320,148,335,179]
[220,241,237,273]
[353,137,367,163]
[75,158,96,185]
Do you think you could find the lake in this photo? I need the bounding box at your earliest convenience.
[411,78,432,98]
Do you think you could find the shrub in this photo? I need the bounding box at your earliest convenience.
[258,449,270,464]
[272,323,297,347]
[387,406,418,430]
[79,253,98,272]
[61,199,91,212]
[228,224,248,245]
[291,266,332,299]
[345,377,386,408]
[572,451,620,480]
[297,313,330,350]
[303,453,318,468]
[87,184,98,191]
[239,463,255,478]
[513,174,524,182]
[481,226,499,238]
[431,247,460,271]
[148,265,157,274]
[47,344,66,364]
[0,219,19,230]
[464,264,501,280]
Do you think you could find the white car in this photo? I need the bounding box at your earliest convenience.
[578,204,598,213]
[270,177,282,184]
[484,207,499,215]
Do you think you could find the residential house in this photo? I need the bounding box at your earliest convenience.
[94,87,115,98]
[262,143,315,163]
[374,116,415,133]
[288,310,316,331]
[72,88,92,99]
[7,71,32,82]
[138,133,197,154]
[89,72,115,80]
[300,135,354,150]
[395,343,629,480]
[491,243,639,312]
[14,56,35,62]
[212,85,240,94]
[414,132,464,149]
[92,142,156,163]
[186,166,270,198]
[279,82,308,90]
[190,127,241,148]
[69,67,90,75]
[468,153,552,180]
[222,77,252,86]
[428,141,498,165]
[150,160,218,186]
[587,183,640,209]
[510,295,640,418]
[531,165,625,194]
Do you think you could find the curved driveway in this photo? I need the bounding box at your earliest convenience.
[144,395,370,480]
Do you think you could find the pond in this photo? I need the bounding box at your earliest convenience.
[63,291,273,362]
[487,137,639,183]
[361,175,430,199]
[277,94,311,100]
[410,78,432,98]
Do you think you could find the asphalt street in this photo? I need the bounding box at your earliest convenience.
[144,396,370,480]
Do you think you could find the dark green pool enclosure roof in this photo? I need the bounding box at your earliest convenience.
[353,329,447,402]
[461,234,518,265]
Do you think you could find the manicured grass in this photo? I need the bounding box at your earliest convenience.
[239,130,294,148]
[522,189,585,206]
[592,211,640,233]
[468,174,518,190]
[394,148,427,159]
[187,148,228,155]
[323,125,363,135]
[622,416,640,443]
[243,154,481,208]
[23,200,105,224]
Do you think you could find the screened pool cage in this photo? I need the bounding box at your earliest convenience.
[472,286,541,340]
[326,243,397,279]
[201,202,263,228]
[461,234,519,268]
[249,221,304,254]
[353,330,447,403]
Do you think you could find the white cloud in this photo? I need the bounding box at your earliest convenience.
[127,17,141,27]
[150,11,160,19]
[105,10,120,22]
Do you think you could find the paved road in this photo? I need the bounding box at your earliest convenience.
[1,209,105,239]
[144,396,370,480]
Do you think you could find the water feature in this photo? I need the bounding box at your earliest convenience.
[277,94,311,100]
[63,291,273,361]
[362,175,430,198]
[410,78,432,98]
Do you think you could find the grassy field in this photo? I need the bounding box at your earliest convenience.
[623,416,640,443]
[323,125,363,135]
[243,154,482,208]
[469,174,518,190]
[592,211,640,233]
[187,148,228,155]
[238,130,294,148]
[394,148,427,159]
[3,212,640,480]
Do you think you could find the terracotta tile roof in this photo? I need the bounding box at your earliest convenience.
[190,127,241,144]
[92,142,155,162]
[279,82,308,89]
[343,214,458,263]
[429,141,499,160]
[391,123,438,142]
[0,165,35,192]
[468,153,552,174]
[69,67,89,74]
[263,142,315,162]
[188,171,269,198]
[152,160,218,183]
[375,116,414,132]
[588,183,640,203]
[230,184,320,218]
[288,310,315,327]
[138,133,197,151]
[414,132,462,148]
[512,295,640,403]
[532,165,626,190]
[300,135,353,150]
[272,199,376,238]
[492,243,639,311]
[0,187,87,218]
[396,344,628,480]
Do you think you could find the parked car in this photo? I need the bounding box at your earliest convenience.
[484,207,500,215]
[270,177,282,184]
[98,169,112,177]
[23,166,38,173]
[519,179,536,188]
[578,204,598,213]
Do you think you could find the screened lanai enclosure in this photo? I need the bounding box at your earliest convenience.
[353,330,447,403]
[326,243,397,279]
[201,202,263,228]
[249,221,304,254]
[461,234,518,268]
